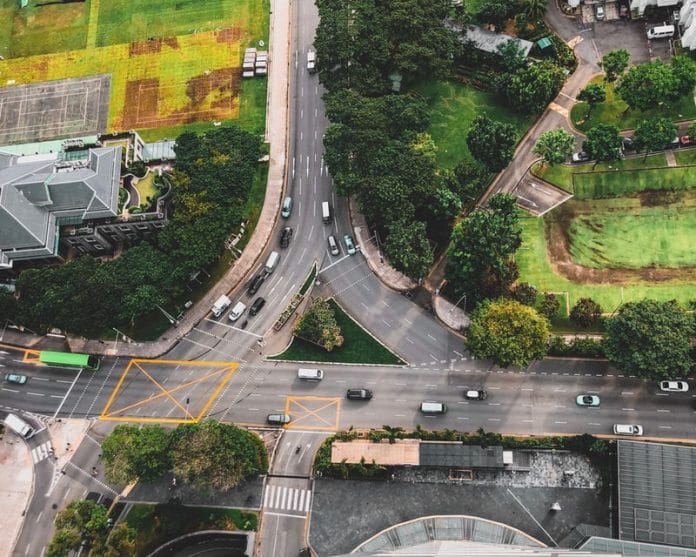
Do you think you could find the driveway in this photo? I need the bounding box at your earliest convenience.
[593,19,652,63]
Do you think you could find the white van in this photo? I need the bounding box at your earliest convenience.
[264,251,280,274]
[298,368,323,381]
[321,201,332,224]
[420,401,447,414]
[307,51,317,73]
[3,413,36,439]
[228,301,247,322]
[647,25,675,39]
[613,424,643,436]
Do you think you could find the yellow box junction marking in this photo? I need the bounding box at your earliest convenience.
[101,358,237,424]
[284,396,342,431]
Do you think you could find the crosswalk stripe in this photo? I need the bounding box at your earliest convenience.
[298,490,305,511]
[263,485,312,512]
[305,491,311,512]
[281,487,288,509]
[31,441,52,464]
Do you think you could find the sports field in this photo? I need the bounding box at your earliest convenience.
[0,0,268,140]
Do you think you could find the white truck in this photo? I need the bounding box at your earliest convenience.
[3,413,35,439]
[211,295,232,318]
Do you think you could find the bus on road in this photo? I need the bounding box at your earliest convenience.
[39,351,100,371]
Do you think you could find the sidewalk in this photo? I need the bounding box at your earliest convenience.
[2,0,292,359]
[0,434,32,557]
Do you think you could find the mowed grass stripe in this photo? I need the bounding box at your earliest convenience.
[573,165,696,199]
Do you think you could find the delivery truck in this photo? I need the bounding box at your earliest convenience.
[211,295,232,318]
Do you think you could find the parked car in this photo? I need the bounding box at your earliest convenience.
[344,234,357,255]
[267,413,291,425]
[281,196,293,218]
[328,235,340,256]
[279,226,293,248]
[4,373,27,385]
[680,135,693,147]
[572,151,591,163]
[576,394,600,406]
[464,389,487,401]
[669,136,681,149]
[249,296,266,316]
[595,4,605,20]
[659,380,689,392]
[613,424,643,436]
[622,136,634,151]
[247,274,265,295]
[346,388,373,400]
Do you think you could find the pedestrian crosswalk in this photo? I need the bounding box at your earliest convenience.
[31,441,53,464]
[263,485,311,513]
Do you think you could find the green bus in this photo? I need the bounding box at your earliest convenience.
[39,351,100,371]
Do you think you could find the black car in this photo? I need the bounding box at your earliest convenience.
[249,296,266,316]
[279,226,293,248]
[346,388,373,400]
[247,274,265,295]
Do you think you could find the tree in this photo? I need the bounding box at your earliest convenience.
[671,55,696,97]
[48,499,109,556]
[511,282,538,306]
[533,128,576,166]
[445,193,522,308]
[101,424,171,485]
[293,298,344,351]
[453,160,491,205]
[466,298,550,367]
[633,117,677,161]
[103,522,137,557]
[570,298,603,328]
[383,219,434,279]
[496,40,527,72]
[0,287,18,324]
[476,0,517,29]
[617,60,677,111]
[171,420,268,491]
[582,123,622,164]
[688,122,696,139]
[538,293,560,319]
[466,115,517,172]
[604,300,694,379]
[601,49,630,82]
[523,0,548,21]
[576,83,606,117]
[495,61,565,114]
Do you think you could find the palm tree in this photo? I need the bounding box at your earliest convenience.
[524,0,548,21]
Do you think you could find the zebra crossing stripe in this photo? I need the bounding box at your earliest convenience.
[31,441,52,464]
[263,485,312,512]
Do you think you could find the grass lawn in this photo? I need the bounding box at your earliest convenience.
[517,217,696,310]
[532,154,668,193]
[574,165,696,199]
[133,171,157,207]
[675,148,696,166]
[126,503,257,556]
[270,299,404,365]
[412,80,534,169]
[568,206,696,268]
[570,78,696,132]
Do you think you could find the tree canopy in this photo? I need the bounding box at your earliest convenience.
[466,115,517,171]
[601,49,630,82]
[569,297,602,328]
[101,424,172,485]
[293,298,344,351]
[582,123,622,163]
[495,60,565,114]
[533,128,576,166]
[617,57,696,111]
[577,83,606,116]
[466,298,550,367]
[633,117,677,160]
[604,299,694,379]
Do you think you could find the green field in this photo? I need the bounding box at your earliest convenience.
[676,148,696,166]
[569,206,696,268]
[574,165,696,199]
[413,80,534,168]
[570,78,696,132]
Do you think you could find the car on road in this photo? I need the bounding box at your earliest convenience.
[613,424,643,436]
[576,394,600,406]
[328,235,340,256]
[4,373,27,385]
[279,226,293,248]
[281,196,293,218]
[595,4,605,20]
[267,413,291,425]
[344,234,357,255]
[247,274,265,295]
[464,390,487,400]
[572,151,591,163]
[346,388,373,400]
[249,297,266,316]
[659,380,688,392]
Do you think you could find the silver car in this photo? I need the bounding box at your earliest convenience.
[328,235,340,256]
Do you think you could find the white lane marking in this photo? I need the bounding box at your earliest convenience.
[427,334,437,341]
[622,408,635,411]
[657,409,671,413]
[621,392,634,396]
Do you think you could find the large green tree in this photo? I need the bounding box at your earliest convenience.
[604,300,694,379]
[171,421,268,491]
[582,123,622,164]
[495,60,565,114]
[48,499,109,557]
[101,424,172,485]
[523,0,548,21]
[466,115,517,172]
[476,0,517,28]
[293,298,344,351]
[601,49,630,82]
[576,83,606,117]
[466,298,549,367]
[383,219,434,279]
[533,128,576,166]
[633,117,677,161]
[570,297,603,329]
[617,59,681,111]
[445,193,521,308]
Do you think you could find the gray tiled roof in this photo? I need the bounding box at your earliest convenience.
[0,147,121,268]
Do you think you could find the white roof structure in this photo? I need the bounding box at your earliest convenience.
[680,0,696,50]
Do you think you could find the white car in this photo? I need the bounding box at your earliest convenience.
[613,424,643,436]
[659,380,689,392]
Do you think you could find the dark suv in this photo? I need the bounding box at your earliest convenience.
[346,388,373,400]
[249,297,266,316]
[279,226,293,248]
[247,274,265,295]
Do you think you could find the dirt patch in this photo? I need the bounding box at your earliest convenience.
[120,68,240,129]
[544,200,696,284]
[129,36,179,57]
[216,28,242,44]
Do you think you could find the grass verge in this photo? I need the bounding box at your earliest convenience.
[126,503,257,556]
[270,298,405,365]
[574,164,696,199]
[675,148,696,166]
[299,264,317,296]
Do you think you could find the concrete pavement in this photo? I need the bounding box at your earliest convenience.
[0,432,33,557]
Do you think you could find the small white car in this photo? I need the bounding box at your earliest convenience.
[659,380,689,392]
[613,424,643,436]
